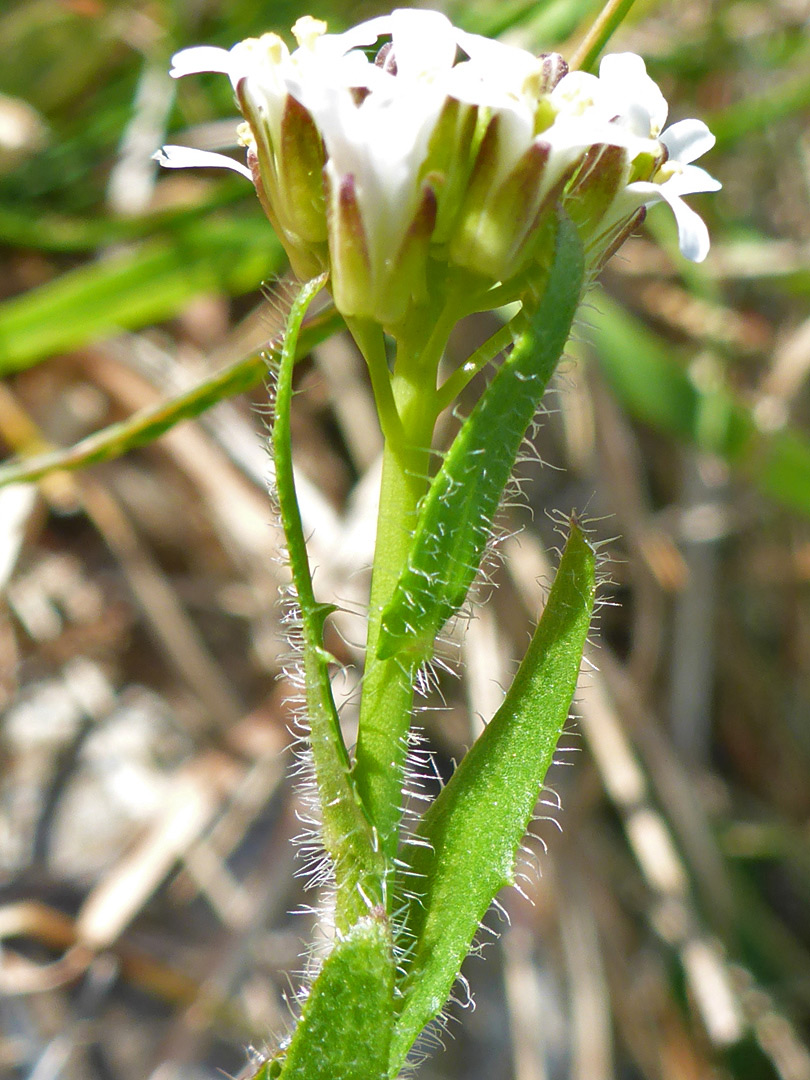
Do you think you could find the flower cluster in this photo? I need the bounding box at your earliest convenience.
[156,9,720,329]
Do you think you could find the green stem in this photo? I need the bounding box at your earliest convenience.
[274,275,384,928]
[569,0,639,73]
[345,317,405,447]
[436,321,516,413]
[352,318,451,866]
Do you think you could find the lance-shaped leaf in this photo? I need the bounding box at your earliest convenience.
[377,211,585,662]
[389,522,596,1072]
[261,914,395,1080]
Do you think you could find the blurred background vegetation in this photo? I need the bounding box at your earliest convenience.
[1,0,809,1077]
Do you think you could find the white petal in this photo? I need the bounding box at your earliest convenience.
[599,51,649,86]
[666,195,711,262]
[153,145,253,180]
[668,163,722,196]
[170,45,232,79]
[627,180,711,261]
[552,69,603,112]
[455,26,537,79]
[229,34,292,92]
[325,14,391,54]
[599,52,668,136]
[390,8,457,81]
[311,67,448,279]
[661,118,715,164]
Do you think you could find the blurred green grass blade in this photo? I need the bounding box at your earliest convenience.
[390,523,596,1072]
[0,306,343,488]
[455,0,600,46]
[590,296,810,517]
[707,64,810,148]
[525,0,603,47]
[0,204,153,251]
[0,188,242,252]
[450,0,544,36]
[0,215,283,376]
[755,430,810,518]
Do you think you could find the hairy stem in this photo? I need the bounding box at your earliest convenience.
[274,276,385,927]
[352,319,450,865]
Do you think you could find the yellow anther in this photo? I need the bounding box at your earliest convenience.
[292,16,328,50]
[236,121,254,148]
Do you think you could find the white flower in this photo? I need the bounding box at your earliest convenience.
[155,11,721,324]
[566,53,721,262]
[628,119,722,262]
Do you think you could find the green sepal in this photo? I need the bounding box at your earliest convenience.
[453,138,557,281]
[382,182,438,328]
[565,143,629,235]
[389,522,596,1072]
[419,96,481,245]
[325,172,373,320]
[377,210,585,662]
[278,94,328,244]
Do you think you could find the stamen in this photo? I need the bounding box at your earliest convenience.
[291,15,327,49]
[538,52,568,92]
[374,40,398,75]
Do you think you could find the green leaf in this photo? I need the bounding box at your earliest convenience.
[590,296,810,519]
[389,522,596,1073]
[0,214,283,377]
[273,914,395,1080]
[272,277,385,929]
[377,211,585,662]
